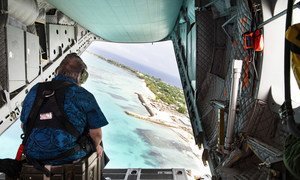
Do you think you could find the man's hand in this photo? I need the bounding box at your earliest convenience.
[96,144,103,158]
[90,128,103,157]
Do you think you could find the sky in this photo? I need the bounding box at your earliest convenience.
[89,40,180,79]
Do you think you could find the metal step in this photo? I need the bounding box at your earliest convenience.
[247,136,283,165]
[102,168,188,180]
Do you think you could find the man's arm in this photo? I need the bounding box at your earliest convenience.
[89,128,103,157]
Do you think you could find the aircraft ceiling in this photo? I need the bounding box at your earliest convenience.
[46,0,184,43]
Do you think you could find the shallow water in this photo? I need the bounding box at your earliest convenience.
[0,51,210,175]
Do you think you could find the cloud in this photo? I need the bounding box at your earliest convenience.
[91,40,179,77]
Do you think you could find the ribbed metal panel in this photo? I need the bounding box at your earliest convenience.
[46,0,183,42]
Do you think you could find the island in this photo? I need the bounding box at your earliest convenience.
[87,50,210,179]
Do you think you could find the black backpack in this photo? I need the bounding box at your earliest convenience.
[22,80,96,176]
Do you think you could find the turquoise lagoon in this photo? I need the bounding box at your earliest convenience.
[0,51,210,175]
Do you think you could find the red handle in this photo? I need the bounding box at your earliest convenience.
[15,144,24,161]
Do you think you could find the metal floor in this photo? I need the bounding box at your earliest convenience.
[0,168,189,180]
[103,168,188,180]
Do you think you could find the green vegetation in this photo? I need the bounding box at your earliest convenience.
[177,105,187,114]
[137,73,187,114]
[88,51,187,114]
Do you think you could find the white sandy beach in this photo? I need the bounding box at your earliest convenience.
[85,51,211,178]
[128,80,212,179]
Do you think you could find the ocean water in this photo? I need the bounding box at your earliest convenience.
[82,52,209,174]
[0,52,210,176]
[87,46,182,88]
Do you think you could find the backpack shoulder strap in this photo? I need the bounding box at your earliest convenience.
[51,81,81,138]
[22,81,79,145]
[22,82,48,145]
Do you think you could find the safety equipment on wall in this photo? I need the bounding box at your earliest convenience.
[253,29,264,52]
[286,24,300,88]
[286,23,300,52]
[242,29,264,51]
[243,32,254,50]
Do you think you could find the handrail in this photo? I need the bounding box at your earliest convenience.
[258,2,300,29]
[224,60,243,150]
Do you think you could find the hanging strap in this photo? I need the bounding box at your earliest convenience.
[47,82,81,138]
[21,81,83,177]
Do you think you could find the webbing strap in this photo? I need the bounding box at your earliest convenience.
[52,83,81,139]
[40,144,82,162]
[26,156,53,177]
[21,81,84,177]
[22,84,46,145]
[22,81,79,145]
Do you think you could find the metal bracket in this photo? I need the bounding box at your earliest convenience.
[258,2,300,29]
[222,14,237,42]
[3,89,11,112]
[197,0,220,11]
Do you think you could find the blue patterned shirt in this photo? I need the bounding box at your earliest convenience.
[20,75,108,165]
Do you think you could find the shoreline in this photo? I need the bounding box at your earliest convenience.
[86,51,211,178]
[124,110,179,128]
[129,91,193,133]
[135,93,155,117]
[126,90,211,178]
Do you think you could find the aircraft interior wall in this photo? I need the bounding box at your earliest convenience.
[0,0,300,179]
[0,0,98,135]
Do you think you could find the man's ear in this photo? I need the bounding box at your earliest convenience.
[79,69,89,84]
